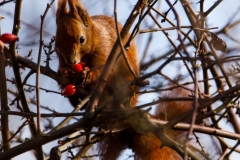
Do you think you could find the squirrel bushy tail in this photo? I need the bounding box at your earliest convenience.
[98,88,192,160]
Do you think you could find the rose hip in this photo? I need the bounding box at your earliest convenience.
[0,33,19,43]
[61,84,76,96]
[71,63,83,73]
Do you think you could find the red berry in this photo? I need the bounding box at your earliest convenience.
[71,63,83,73]
[0,33,19,43]
[61,84,76,96]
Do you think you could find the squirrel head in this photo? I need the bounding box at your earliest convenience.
[55,0,93,65]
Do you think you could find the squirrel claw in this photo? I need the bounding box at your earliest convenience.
[80,67,92,87]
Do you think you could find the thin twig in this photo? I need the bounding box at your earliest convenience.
[0,120,28,152]
[204,0,223,17]
[114,0,137,79]
[0,111,85,117]
[50,95,90,133]
[185,47,200,160]
[36,0,55,134]
[152,119,240,140]
[140,26,218,33]
[224,140,240,159]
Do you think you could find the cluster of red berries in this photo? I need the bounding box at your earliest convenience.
[0,33,84,98]
[61,63,85,97]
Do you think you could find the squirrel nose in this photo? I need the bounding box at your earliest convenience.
[65,58,77,65]
[63,52,81,65]
[64,56,79,65]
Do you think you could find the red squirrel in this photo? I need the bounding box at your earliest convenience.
[55,0,139,109]
[55,0,192,159]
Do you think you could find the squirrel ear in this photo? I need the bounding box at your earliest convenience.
[68,0,92,27]
[56,0,67,22]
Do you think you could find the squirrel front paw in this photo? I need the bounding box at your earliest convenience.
[60,62,92,87]
[79,66,92,87]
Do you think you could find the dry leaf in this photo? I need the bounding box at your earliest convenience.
[209,32,227,53]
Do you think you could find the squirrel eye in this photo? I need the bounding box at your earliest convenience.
[80,35,85,44]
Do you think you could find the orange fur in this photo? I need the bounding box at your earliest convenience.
[56,0,139,159]
[132,132,183,160]
[55,0,139,108]
[128,88,192,160]
[155,88,193,143]
[56,1,192,159]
